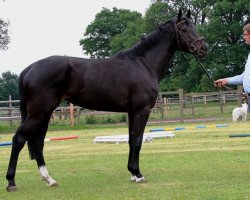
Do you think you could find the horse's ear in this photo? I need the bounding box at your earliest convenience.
[178,9,182,21]
[186,9,191,18]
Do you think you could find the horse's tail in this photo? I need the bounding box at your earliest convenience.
[18,66,30,124]
[19,66,37,160]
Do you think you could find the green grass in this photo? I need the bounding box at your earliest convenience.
[0,122,250,199]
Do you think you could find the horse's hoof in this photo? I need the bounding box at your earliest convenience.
[131,176,137,182]
[136,176,145,183]
[131,176,145,183]
[6,186,17,192]
[48,180,59,187]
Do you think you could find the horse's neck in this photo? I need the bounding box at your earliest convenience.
[143,31,177,81]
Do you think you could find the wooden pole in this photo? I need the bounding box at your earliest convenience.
[237,85,243,107]
[191,93,194,116]
[179,89,184,123]
[75,107,81,125]
[219,90,224,113]
[203,96,207,105]
[9,95,13,126]
[70,103,74,127]
[159,94,164,119]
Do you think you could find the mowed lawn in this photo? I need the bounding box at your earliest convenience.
[0,122,249,200]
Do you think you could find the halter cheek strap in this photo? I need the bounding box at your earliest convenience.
[174,19,204,53]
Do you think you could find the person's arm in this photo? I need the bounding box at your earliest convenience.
[227,72,244,85]
[214,72,244,88]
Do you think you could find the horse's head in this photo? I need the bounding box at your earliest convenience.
[174,9,208,58]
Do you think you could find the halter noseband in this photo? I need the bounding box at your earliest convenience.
[174,18,204,53]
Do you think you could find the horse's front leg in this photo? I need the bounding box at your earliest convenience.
[128,109,150,183]
[127,112,135,177]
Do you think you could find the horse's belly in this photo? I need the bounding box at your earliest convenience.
[69,92,130,112]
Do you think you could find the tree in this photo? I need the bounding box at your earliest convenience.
[80,7,142,58]
[202,0,249,83]
[150,0,217,25]
[0,18,10,50]
[144,2,175,32]
[110,19,144,54]
[0,71,19,100]
[110,2,175,56]
[0,0,10,50]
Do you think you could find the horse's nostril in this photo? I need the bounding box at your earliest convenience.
[200,45,208,52]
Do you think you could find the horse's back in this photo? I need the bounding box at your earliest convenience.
[23,56,72,83]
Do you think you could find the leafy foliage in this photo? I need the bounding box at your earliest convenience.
[0,17,10,50]
[144,2,175,32]
[79,7,142,58]
[0,71,19,100]
[110,19,144,54]
[202,0,249,81]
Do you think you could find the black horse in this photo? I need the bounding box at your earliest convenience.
[6,9,208,191]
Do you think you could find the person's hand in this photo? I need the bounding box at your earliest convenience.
[214,78,228,87]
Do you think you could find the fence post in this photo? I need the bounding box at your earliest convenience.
[75,106,81,125]
[237,85,243,106]
[219,90,224,113]
[70,103,74,127]
[191,93,194,116]
[9,95,13,126]
[159,93,164,119]
[163,97,168,117]
[203,96,207,104]
[179,89,184,123]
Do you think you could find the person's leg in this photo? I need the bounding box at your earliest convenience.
[248,96,250,110]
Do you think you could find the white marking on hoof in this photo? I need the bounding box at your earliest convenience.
[39,165,58,187]
[136,176,145,183]
[131,176,137,182]
[47,178,58,187]
[41,176,58,187]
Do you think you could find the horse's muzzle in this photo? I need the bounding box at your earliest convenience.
[196,42,208,58]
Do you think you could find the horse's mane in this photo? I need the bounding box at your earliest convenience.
[116,20,173,59]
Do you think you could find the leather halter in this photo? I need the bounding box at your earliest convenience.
[174,18,204,53]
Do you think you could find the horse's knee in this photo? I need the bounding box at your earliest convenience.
[12,134,26,149]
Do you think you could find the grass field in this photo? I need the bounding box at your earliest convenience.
[0,122,250,199]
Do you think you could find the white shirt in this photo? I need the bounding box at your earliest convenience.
[228,53,250,93]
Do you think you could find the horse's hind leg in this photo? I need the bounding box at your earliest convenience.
[6,105,59,191]
[6,126,27,192]
[37,137,58,187]
[26,115,58,187]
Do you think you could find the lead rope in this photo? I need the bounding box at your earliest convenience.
[193,54,235,91]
